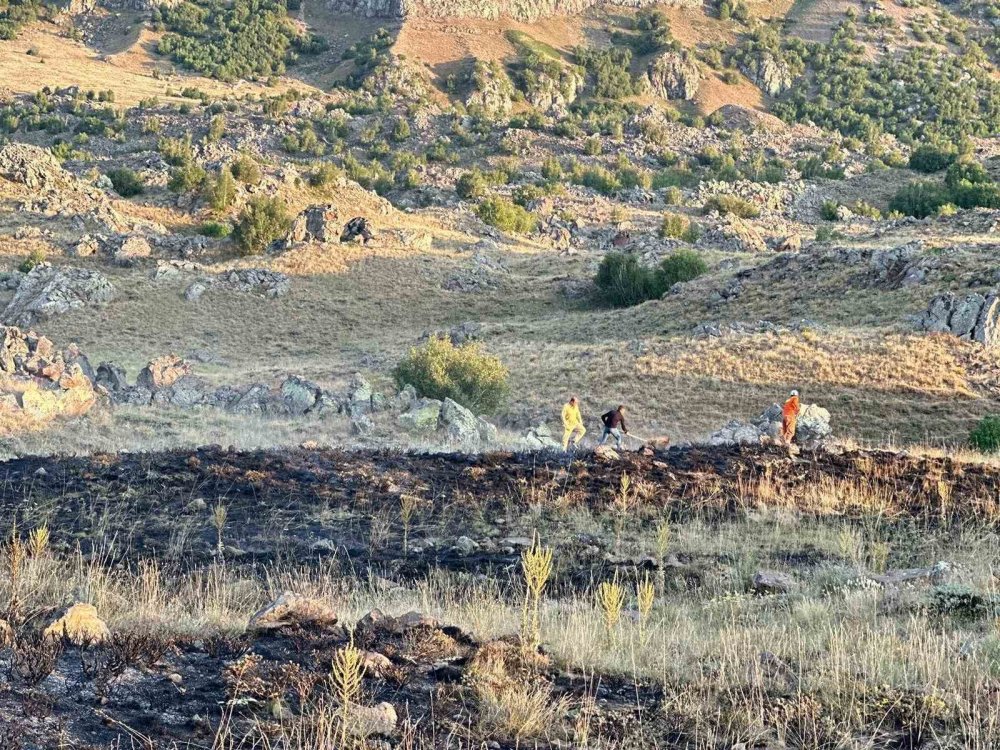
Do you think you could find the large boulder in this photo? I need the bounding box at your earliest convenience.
[2,265,115,327]
[398,398,442,434]
[0,327,97,424]
[739,52,793,96]
[920,292,1000,348]
[0,143,65,190]
[137,355,191,391]
[466,60,515,117]
[282,204,340,247]
[647,50,701,101]
[43,603,110,645]
[439,397,481,444]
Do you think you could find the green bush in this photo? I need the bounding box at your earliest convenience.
[888,180,948,218]
[234,196,291,255]
[156,0,324,81]
[204,167,236,211]
[106,167,144,197]
[595,252,661,308]
[18,247,46,273]
[970,416,1000,453]
[309,161,343,188]
[169,162,207,193]
[909,144,957,173]
[702,194,760,218]
[945,159,990,189]
[198,220,232,237]
[657,248,707,288]
[230,153,262,185]
[393,336,509,414]
[659,212,699,241]
[476,197,537,234]
[820,200,840,220]
[456,170,487,200]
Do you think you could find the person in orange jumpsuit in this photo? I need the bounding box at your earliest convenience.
[781,390,801,444]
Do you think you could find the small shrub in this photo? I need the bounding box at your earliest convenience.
[888,180,948,218]
[205,167,236,212]
[18,247,46,273]
[198,221,232,237]
[106,167,144,197]
[702,194,760,218]
[234,196,291,256]
[595,252,661,308]
[909,144,957,173]
[169,162,207,193]
[970,415,1000,453]
[456,170,488,200]
[477,197,537,234]
[230,153,262,185]
[657,248,707,288]
[309,161,343,188]
[393,336,509,414]
[659,212,699,241]
[820,200,840,221]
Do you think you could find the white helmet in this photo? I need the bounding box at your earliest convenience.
[790,389,799,397]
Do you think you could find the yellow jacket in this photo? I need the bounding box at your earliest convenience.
[562,402,582,429]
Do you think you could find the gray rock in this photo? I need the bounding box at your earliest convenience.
[95,362,128,393]
[280,376,322,415]
[753,570,794,594]
[439,397,481,445]
[647,50,701,101]
[453,536,479,555]
[398,398,442,433]
[920,291,1000,348]
[2,265,115,327]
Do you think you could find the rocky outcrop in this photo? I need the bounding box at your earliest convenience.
[709,402,831,447]
[0,327,98,424]
[647,50,701,101]
[185,269,290,301]
[397,396,497,447]
[699,216,768,254]
[2,265,114,327]
[466,61,515,117]
[281,204,341,248]
[920,292,1000,348]
[524,66,585,113]
[739,52,793,97]
[0,143,66,190]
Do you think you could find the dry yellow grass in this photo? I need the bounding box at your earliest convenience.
[638,330,980,398]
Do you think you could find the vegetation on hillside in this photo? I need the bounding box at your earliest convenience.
[155,0,325,81]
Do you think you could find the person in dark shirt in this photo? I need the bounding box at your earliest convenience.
[598,405,628,449]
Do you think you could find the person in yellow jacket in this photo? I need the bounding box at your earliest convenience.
[562,396,586,451]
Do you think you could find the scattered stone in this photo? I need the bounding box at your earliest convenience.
[453,536,479,555]
[398,398,443,434]
[709,402,831,447]
[43,603,111,645]
[347,701,398,738]
[0,326,97,423]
